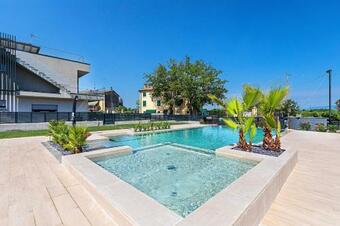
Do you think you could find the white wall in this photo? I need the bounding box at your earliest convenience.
[17,97,88,112]
[16,51,90,93]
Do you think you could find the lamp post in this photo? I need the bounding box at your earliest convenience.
[326,69,332,125]
[72,95,79,126]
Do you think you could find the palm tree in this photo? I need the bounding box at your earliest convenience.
[63,126,90,154]
[259,86,289,150]
[209,85,262,151]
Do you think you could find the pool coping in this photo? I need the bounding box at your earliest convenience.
[87,123,210,142]
[62,140,297,226]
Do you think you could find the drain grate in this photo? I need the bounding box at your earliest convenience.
[167,165,176,170]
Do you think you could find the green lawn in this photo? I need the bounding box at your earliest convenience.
[0,123,141,139]
[0,122,183,139]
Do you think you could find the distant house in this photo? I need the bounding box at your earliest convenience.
[80,89,123,113]
[138,85,188,114]
[0,32,101,113]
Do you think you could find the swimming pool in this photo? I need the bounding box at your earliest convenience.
[88,126,265,150]
[93,144,257,217]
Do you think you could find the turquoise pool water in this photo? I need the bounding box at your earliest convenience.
[94,144,257,217]
[89,126,264,151]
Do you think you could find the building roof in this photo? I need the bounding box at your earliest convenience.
[0,39,40,54]
[139,85,153,92]
[80,89,120,96]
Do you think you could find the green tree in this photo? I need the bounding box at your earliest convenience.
[259,86,289,150]
[145,57,227,115]
[336,99,340,111]
[280,99,299,117]
[209,85,262,151]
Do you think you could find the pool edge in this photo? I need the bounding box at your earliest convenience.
[62,144,297,226]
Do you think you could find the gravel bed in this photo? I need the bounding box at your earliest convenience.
[233,145,285,157]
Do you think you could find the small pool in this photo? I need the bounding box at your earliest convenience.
[93,144,257,217]
[88,126,265,151]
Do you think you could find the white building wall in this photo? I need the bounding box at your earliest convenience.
[16,51,90,93]
[17,97,88,112]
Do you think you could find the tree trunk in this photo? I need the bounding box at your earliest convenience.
[238,129,250,151]
[262,126,275,150]
[274,136,281,150]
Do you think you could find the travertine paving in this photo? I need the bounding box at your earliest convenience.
[0,129,339,226]
[261,130,340,226]
[0,136,118,226]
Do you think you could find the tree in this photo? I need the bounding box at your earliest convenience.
[259,86,289,150]
[145,57,227,115]
[280,99,299,117]
[180,57,227,115]
[336,99,340,111]
[209,85,262,151]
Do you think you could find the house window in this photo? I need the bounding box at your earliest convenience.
[32,104,58,112]
[143,92,146,97]
[157,100,161,106]
[143,101,146,107]
[0,100,6,109]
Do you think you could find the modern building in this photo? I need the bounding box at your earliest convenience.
[0,32,100,113]
[80,89,123,113]
[138,85,188,114]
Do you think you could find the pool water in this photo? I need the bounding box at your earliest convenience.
[89,126,265,151]
[94,144,257,217]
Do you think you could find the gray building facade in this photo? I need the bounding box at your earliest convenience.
[0,32,100,113]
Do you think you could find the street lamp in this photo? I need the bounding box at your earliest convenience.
[326,69,332,125]
[72,95,79,126]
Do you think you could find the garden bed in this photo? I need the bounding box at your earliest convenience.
[233,145,285,157]
[42,141,71,162]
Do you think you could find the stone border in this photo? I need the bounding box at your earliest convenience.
[62,142,297,226]
[87,123,208,141]
[62,146,182,226]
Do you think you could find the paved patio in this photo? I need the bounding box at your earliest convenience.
[261,130,340,226]
[0,129,339,226]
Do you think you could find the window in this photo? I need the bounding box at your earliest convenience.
[0,100,6,109]
[157,100,161,106]
[143,101,146,107]
[32,104,58,112]
[143,92,146,97]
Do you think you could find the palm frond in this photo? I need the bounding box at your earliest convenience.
[223,118,239,129]
[244,117,254,133]
[242,85,263,110]
[208,94,225,108]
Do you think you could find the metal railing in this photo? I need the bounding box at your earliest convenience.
[0,112,203,124]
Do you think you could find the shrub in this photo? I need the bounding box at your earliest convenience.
[48,120,69,146]
[133,121,171,132]
[134,122,142,132]
[315,123,327,132]
[312,112,320,117]
[63,126,91,154]
[328,125,338,133]
[300,121,311,131]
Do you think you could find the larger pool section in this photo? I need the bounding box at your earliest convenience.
[93,144,257,217]
[88,126,265,151]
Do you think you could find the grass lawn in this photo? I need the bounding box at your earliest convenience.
[0,122,184,139]
[0,123,142,139]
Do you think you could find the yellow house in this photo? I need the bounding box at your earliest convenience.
[138,85,189,114]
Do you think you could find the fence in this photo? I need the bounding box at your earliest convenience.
[0,112,203,124]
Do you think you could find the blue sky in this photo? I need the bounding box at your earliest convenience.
[1,0,339,109]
